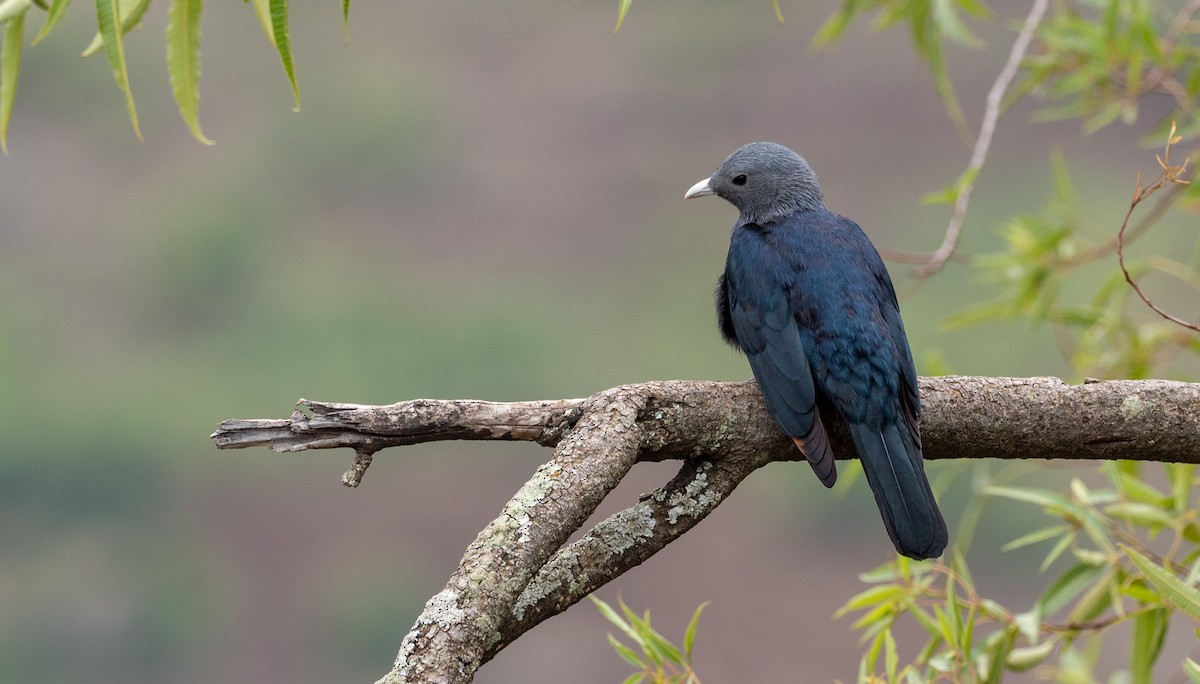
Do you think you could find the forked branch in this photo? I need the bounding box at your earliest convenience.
[212,376,1200,683]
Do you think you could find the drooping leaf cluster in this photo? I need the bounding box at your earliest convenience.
[0,0,327,148]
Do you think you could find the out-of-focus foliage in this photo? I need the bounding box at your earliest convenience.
[840,462,1200,684]
[592,596,706,684]
[1020,0,1200,141]
[944,135,1200,380]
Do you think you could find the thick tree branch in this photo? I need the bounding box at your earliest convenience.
[211,376,1200,683]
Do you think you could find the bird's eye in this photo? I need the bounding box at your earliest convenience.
[732,174,748,186]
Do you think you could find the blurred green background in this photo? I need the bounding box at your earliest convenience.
[2,2,1197,682]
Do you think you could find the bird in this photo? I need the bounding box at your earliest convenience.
[684,142,948,560]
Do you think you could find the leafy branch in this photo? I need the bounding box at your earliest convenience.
[840,461,1200,684]
[0,0,306,149]
[592,596,706,684]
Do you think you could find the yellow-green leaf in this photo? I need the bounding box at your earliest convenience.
[884,628,898,682]
[165,0,212,143]
[682,601,707,662]
[1130,607,1168,684]
[31,0,67,44]
[1038,563,1104,616]
[96,0,141,139]
[1001,524,1071,552]
[341,0,349,44]
[247,0,274,46]
[836,584,907,617]
[1183,657,1200,684]
[1103,502,1175,530]
[1124,545,1200,621]
[1168,464,1195,514]
[81,0,151,57]
[0,0,32,24]
[607,633,645,670]
[0,2,24,154]
[1006,641,1055,672]
[614,0,632,32]
[268,0,298,111]
[591,596,634,637]
[931,0,982,48]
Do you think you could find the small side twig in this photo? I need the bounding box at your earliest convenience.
[342,449,377,487]
[1116,123,1200,334]
[914,0,1050,279]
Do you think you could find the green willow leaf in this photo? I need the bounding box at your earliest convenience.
[1039,563,1104,616]
[884,627,899,682]
[1124,545,1200,621]
[607,633,644,670]
[614,0,632,32]
[341,0,348,43]
[81,0,151,57]
[1130,607,1168,684]
[0,0,32,24]
[268,0,298,111]
[96,0,141,139]
[836,584,907,617]
[31,0,67,44]
[982,629,1015,684]
[0,3,24,154]
[247,0,274,46]
[810,5,854,49]
[1006,641,1055,672]
[931,0,981,48]
[1183,658,1200,684]
[682,601,707,662]
[165,0,212,144]
[591,596,634,637]
[1001,524,1071,552]
[1168,464,1195,514]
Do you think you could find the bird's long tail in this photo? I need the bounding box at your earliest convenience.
[848,422,947,560]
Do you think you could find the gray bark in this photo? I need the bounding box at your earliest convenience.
[210,376,1200,683]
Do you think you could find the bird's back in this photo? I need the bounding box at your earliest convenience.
[725,207,947,559]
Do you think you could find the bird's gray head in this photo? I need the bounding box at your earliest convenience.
[684,142,824,224]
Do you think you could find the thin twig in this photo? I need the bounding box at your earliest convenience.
[915,0,1050,279]
[1116,125,1200,334]
[1064,181,1187,267]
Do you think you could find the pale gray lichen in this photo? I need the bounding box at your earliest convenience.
[598,501,657,554]
[1119,394,1145,421]
[662,461,718,524]
[389,589,467,681]
[511,563,568,621]
[420,589,466,626]
[504,462,560,545]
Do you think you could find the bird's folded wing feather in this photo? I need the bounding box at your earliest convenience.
[728,282,836,486]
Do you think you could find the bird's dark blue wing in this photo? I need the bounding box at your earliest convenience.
[779,210,944,559]
[724,226,835,486]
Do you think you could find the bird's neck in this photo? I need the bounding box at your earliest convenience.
[741,195,826,225]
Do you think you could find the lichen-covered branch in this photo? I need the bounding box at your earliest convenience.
[210,376,1200,683]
